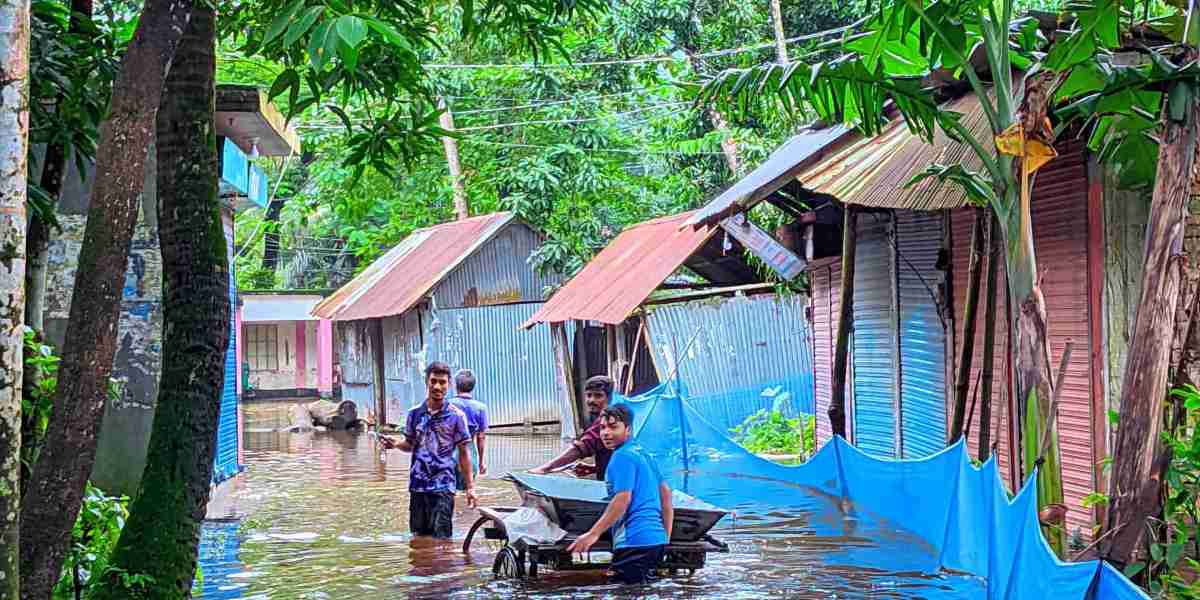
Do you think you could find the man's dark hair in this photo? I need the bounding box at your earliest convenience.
[425,361,451,380]
[599,404,633,428]
[455,369,476,393]
[584,375,614,397]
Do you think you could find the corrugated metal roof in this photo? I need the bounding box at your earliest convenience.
[684,124,854,227]
[311,213,515,321]
[522,211,719,327]
[688,93,993,225]
[800,92,992,211]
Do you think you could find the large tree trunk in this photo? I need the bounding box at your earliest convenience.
[830,206,857,438]
[18,2,193,596]
[951,208,986,443]
[95,7,224,597]
[24,0,93,334]
[1102,77,1200,568]
[0,0,30,596]
[978,215,1001,462]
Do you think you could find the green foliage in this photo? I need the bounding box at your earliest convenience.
[21,327,58,486]
[730,408,816,459]
[51,483,139,600]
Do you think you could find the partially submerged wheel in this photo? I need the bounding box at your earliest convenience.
[493,546,526,579]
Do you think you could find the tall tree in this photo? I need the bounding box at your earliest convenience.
[18,1,194,596]
[0,0,30,595]
[94,6,228,596]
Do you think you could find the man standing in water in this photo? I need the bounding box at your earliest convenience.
[566,404,673,584]
[451,369,488,490]
[529,375,615,479]
[380,361,478,538]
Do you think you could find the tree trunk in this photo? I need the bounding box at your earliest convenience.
[439,98,468,220]
[682,51,740,176]
[978,214,1001,462]
[95,7,224,597]
[768,0,788,64]
[19,2,193,596]
[0,0,30,596]
[830,206,857,439]
[951,208,986,443]
[260,197,285,273]
[23,0,93,333]
[1102,77,1200,568]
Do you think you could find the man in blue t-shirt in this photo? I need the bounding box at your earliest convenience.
[451,369,488,490]
[566,404,673,584]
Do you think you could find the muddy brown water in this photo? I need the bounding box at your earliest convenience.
[195,401,985,599]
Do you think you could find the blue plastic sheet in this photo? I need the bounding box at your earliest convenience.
[616,383,1149,600]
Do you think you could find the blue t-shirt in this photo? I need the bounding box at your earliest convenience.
[604,442,668,549]
[450,394,488,436]
[404,401,470,493]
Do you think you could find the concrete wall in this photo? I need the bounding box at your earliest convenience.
[44,147,163,496]
[243,320,319,392]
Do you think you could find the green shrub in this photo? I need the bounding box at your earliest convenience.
[730,408,816,459]
[52,483,141,599]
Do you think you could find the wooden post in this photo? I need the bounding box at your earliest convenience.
[438,97,468,220]
[551,322,583,435]
[978,214,1001,462]
[369,318,387,426]
[830,206,858,439]
[951,208,987,443]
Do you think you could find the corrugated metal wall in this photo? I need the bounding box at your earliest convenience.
[644,293,815,434]
[1031,146,1095,539]
[214,211,240,484]
[423,303,561,426]
[895,212,947,458]
[336,320,376,417]
[381,310,425,425]
[810,259,840,448]
[852,213,899,458]
[433,222,562,309]
[951,209,1014,486]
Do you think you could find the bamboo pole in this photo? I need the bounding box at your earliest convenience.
[951,208,987,442]
[830,206,858,439]
[978,213,1000,462]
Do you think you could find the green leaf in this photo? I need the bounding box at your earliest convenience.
[1150,542,1164,562]
[366,18,412,52]
[267,69,299,103]
[263,0,306,47]
[905,163,995,207]
[336,15,367,49]
[1124,562,1146,578]
[307,20,333,70]
[1168,81,1195,123]
[284,6,324,48]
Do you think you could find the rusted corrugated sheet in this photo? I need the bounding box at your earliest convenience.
[433,222,562,309]
[852,213,899,458]
[809,257,841,448]
[896,211,947,458]
[312,213,514,321]
[381,310,424,426]
[642,293,815,433]
[951,208,1015,487]
[797,93,991,212]
[523,212,719,327]
[1031,144,1096,540]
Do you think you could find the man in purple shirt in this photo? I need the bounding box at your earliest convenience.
[381,361,477,538]
[451,369,488,490]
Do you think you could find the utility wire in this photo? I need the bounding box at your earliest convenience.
[461,138,727,156]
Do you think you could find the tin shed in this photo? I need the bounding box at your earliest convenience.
[312,213,565,429]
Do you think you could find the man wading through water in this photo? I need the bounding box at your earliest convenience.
[529,375,615,479]
[566,404,673,584]
[380,362,478,538]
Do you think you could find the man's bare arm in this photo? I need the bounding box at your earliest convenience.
[566,491,631,553]
[659,482,674,541]
[475,432,487,474]
[459,443,478,507]
[529,445,583,474]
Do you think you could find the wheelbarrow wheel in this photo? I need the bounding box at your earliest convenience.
[493,546,526,579]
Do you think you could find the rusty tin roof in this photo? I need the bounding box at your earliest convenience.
[312,212,515,321]
[522,211,719,327]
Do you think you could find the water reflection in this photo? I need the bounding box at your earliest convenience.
[197,401,985,599]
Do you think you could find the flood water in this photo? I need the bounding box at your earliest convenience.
[196,401,986,599]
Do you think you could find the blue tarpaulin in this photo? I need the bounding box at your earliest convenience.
[615,383,1148,600]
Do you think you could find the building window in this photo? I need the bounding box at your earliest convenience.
[246,324,278,371]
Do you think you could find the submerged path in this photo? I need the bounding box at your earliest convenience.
[195,401,985,599]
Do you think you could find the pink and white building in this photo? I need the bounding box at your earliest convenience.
[238,291,334,399]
